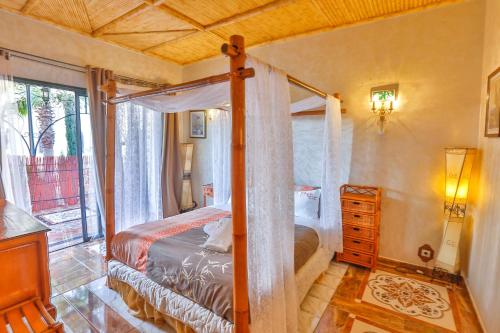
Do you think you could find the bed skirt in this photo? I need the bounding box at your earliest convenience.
[108,277,195,333]
[108,260,234,333]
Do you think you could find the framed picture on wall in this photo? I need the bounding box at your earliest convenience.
[190,110,206,138]
[485,67,500,137]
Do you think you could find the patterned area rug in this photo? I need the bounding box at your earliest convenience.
[37,208,92,225]
[360,270,457,332]
[299,262,348,333]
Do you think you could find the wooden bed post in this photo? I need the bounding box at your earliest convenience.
[104,79,117,261]
[227,35,250,333]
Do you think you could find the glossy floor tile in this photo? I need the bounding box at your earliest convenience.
[49,240,175,333]
[49,241,483,333]
[50,239,106,296]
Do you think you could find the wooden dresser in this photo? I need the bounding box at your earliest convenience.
[0,200,55,317]
[337,185,382,271]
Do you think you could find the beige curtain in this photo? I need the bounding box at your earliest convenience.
[161,113,182,217]
[87,67,113,222]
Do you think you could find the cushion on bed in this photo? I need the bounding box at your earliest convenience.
[295,189,321,219]
[202,217,233,252]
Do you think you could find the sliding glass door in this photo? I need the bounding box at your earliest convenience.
[13,78,102,251]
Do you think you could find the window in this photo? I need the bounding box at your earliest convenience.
[13,78,102,251]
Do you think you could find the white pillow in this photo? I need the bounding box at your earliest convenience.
[294,189,321,219]
[202,217,233,253]
[203,222,218,236]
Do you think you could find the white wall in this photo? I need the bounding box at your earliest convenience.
[464,0,500,331]
[0,10,182,87]
[182,0,485,267]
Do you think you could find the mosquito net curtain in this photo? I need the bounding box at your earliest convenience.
[122,56,345,333]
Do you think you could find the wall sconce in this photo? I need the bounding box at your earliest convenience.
[370,84,399,134]
[207,109,217,121]
[435,147,476,277]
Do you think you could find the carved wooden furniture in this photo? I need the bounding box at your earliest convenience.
[202,183,214,207]
[337,185,382,271]
[0,297,63,333]
[0,200,56,320]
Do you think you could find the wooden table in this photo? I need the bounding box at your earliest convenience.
[0,199,55,317]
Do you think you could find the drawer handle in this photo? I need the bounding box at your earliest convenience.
[352,253,360,257]
[353,214,361,218]
[353,240,361,244]
[352,202,361,205]
[352,227,360,231]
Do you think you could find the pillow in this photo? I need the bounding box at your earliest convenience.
[294,189,321,219]
[203,222,218,236]
[202,217,233,253]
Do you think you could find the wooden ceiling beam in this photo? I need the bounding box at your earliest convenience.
[21,0,42,13]
[142,2,229,53]
[142,31,201,52]
[155,3,206,31]
[205,0,297,30]
[141,0,299,56]
[102,29,197,37]
[155,3,227,42]
[0,4,179,64]
[92,3,152,37]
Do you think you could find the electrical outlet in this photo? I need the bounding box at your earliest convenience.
[418,244,434,262]
[421,249,432,258]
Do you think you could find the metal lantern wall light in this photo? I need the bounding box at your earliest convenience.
[435,148,476,276]
[371,84,399,134]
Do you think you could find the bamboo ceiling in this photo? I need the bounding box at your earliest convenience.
[1,0,461,64]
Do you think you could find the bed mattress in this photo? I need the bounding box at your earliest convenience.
[111,206,319,323]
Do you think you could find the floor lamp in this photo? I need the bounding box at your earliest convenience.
[435,148,476,281]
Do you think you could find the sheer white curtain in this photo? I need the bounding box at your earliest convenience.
[115,102,163,232]
[0,53,31,212]
[211,109,231,205]
[246,57,297,333]
[320,96,345,254]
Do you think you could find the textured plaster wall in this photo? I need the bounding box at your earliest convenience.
[182,0,484,267]
[0,10,182,86]
[463,0,500,331]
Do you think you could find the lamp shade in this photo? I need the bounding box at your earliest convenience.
[444,148,476,217]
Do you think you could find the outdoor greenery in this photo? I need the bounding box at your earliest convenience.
[14,82,77,156]
[55,90,77,156]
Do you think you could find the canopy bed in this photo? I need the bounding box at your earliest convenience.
[101,35,348,333]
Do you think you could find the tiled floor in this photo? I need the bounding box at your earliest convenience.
[49,240,174,333]
[49,242,483,333]
[50,239,107,297]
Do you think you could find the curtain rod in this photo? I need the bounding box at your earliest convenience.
[0,46,166,88]
[108,68,255,104]
[287,75,327,98]
[108,70,338,106]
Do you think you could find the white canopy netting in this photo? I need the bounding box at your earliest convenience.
[114,56,350,333]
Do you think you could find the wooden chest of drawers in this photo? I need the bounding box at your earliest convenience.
[337,185,381,271]
[0,200,56,317]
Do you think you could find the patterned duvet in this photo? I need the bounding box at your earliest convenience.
[111,206,319,323]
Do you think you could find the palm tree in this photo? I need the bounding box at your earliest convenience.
[35,87,55,156]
